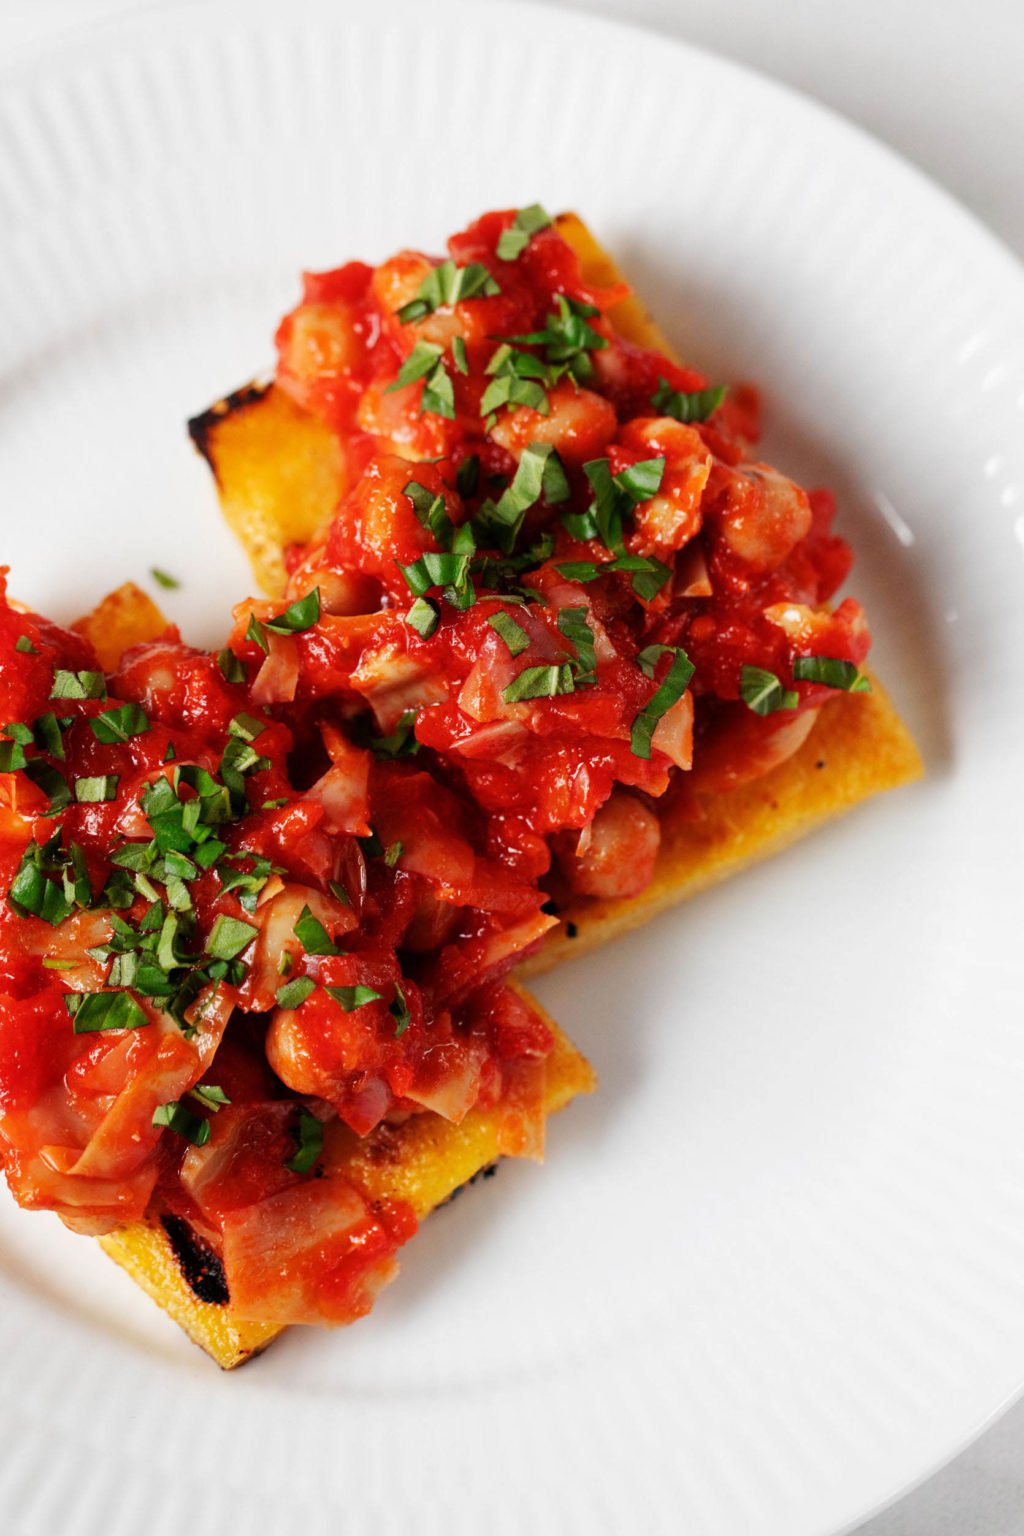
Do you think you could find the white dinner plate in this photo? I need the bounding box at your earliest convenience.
[2,2,1023,1533]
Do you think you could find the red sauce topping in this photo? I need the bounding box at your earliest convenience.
[0,208,870,1327]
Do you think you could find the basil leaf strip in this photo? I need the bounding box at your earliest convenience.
[496,204,552,261]
[276,975,316,1009]
[153,1100,211,1146]
[396,259,500,323]
[390,979,412,1037]
[293,904,339,956]
[50,670,106,701]
[630,647,695,758]
[792,656,871,692]
[71,991,149,1034]
[204,914,258,960]
[487,611,531,657]
[286,1108,324,1173]
[556,607,597,684]
[739,664,799,716]
[325,984,383,1011]
[650,378,727,423]
[502,663,576,703]
[89,703,150,744]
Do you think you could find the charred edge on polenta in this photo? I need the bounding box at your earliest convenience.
[187,382,272,469]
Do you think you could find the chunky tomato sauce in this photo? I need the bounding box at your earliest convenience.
[0,207,869,1328]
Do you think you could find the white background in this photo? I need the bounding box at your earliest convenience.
[1,1,1022,1530]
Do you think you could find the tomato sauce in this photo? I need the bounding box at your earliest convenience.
[0,207,870,1327]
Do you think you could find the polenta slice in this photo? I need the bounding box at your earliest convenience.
[100,1008,593,1368]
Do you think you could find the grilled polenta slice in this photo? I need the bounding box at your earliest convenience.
[188,382,347,597]
[100,1009,594,1368]
[189,215,922,972]
[73,581,169,670]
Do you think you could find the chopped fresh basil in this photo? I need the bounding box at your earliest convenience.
[150,567,181,589]
[553,552,670,600]
[502,294,607,384]
[152,1099,210,1146]
[404,597,440,638]
[216,647,245,683]
[0,739,27,772]
[398,550,473,601]
[386,341,456,420]
[739,664,799,716]
[636,643,675,679]
[22,759,72,815]
[276,975,316,1009]
[396,259,500,323]
[370,708,420,758]
[74,775,119,803]
[71,990,149,1034]
[474,441,569,553]
[266,589,320,635]
[89,703,150,744]
[384,840,403,868]
[479,345,551,419]
[650,378,727,423]
[189,1083,230,1111]
[502,663,576,703]
[496,203,553,261]
[204,913,258,961]
[452,335,469,375]
[286,1108,324,1173]
[33,712,65,760]
[3,722,32,744]
[15,635,37,654]
[50,670,106,701]
[630,647,695,758]
[227,712,266,742]
[8,838,75,924]
[792,656,871,693]
[388,340,443,388]
[325,983,383,1011]
[390,978,411,1037]
[293,904,339,956]
[487,610,531,657]
[556,607,597,684]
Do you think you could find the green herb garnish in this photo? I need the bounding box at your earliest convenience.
[630,647,695,758]
[276,975,316,1009]
[390,979,412,1036]
[487,611,531,657]
[739,665,799,716]
[286,1108,324,1173]
[70,990,149,1034]
[204,914,258,961]
[496,203,553,261]
[50,670,106,701]
[152,1099,210,1145]
[792,656,871,693]
[325,984,383,1011]
[650,378,727,423]
[502,663,576,703]
[89,703,150,744]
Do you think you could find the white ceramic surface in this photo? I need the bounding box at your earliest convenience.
[1,3,1023,1534]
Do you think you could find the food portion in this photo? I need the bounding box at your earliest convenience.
[195,207,917,932]
[0,575,592,1349]
[0,207,919,1366]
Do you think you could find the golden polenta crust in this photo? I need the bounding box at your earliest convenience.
[99,1006,594,1368]
[521,676,921,975]
[73,582,169,671]
[188,382,348,598]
